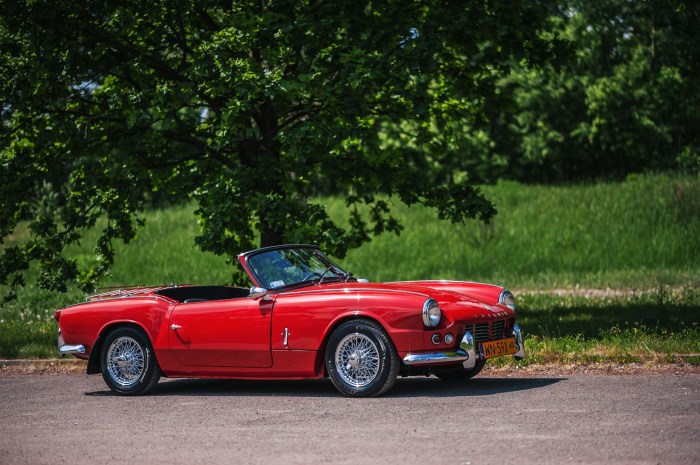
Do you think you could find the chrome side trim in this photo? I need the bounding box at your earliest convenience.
[59,344,86,356]
[513,324,525,360]
[402,332,476,367]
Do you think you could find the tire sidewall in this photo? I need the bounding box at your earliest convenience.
[325,320,397,397]
[100,327,158,395]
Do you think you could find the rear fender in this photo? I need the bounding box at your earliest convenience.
[86,322,152,375]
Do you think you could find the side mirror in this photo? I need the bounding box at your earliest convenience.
[249,287,271,301]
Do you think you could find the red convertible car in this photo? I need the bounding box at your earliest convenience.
[56,244,525,397]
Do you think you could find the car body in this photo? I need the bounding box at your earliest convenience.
[56,244,525,397]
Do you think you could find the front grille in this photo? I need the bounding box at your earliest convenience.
[492,320,505,340]
[466,320,508,342]
[468,323,491,342]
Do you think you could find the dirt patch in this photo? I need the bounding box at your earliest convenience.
[483,362,700,377]
[513,286,695,299]
[0,359,87,375]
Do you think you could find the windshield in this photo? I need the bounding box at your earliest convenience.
[246,247,348,290]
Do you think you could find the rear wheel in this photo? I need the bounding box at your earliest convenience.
[325,320,399,397]
[434,360,486,381]
[100,327,160,395]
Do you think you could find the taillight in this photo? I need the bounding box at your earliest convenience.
[54,310,62,322]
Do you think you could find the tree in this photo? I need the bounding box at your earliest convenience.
[489,0,700,182]
[1,0,556,298]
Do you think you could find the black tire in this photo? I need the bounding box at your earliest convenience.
[434,360,486,381]
[325,320,399,397]
[100,326,161,395]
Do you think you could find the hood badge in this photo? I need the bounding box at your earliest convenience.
[477,304,508,318]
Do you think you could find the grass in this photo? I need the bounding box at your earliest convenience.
[1,174,699,363]
[491,288,700,367]
[329,174,700,289]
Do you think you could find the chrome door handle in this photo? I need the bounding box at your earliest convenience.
[171,324,182,331]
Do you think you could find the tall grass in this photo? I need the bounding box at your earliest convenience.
[330,174,700,289]
[67,205,233,286]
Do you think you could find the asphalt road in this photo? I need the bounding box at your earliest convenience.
[1,373,698,465]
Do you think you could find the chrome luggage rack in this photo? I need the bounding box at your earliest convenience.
[86,284,185,302]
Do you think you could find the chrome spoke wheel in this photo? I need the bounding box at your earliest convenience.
[106,336,145,386]
[334,332,380,387]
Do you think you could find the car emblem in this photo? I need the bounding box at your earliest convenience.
[481,304,499,313]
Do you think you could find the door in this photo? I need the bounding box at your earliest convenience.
[168,298,273,368]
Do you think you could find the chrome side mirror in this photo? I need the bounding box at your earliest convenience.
[249,286,271,301]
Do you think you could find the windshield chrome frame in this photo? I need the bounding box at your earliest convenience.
[238,244,348,291]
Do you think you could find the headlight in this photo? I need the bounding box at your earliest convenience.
[499,290,516,311]
[422,298,441,327]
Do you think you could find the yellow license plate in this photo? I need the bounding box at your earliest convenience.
[479,337,518,359]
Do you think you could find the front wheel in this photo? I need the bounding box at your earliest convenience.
[100,327,161,395]
[325,320,399,397]
[434,360,486,381]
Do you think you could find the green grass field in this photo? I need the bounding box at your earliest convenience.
[1,174,699,362]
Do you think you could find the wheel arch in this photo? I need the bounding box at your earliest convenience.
[313,314,396,378]
[86,321,153,375]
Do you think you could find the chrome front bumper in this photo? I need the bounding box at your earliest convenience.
[402,324,525,369]
[513,324,525,360]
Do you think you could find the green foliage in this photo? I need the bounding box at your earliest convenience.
[486,0,700,182]
[1,0,556,299]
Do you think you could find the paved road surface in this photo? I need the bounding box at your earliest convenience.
[1,373,698,465]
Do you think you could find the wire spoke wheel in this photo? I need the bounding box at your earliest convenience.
[335,333,380,387]
[326,320,398,397]
[100,327,160,395]
[106,336,145,386]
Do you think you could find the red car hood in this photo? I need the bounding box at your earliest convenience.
[316,280,514,320]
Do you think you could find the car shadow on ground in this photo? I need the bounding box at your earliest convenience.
[84,376,564,398]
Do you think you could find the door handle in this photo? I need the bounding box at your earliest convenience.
[171,324,182,331]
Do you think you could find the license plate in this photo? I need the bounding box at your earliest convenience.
[479,337,518,359]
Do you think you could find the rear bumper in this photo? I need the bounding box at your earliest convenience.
[59,344,86,356]
[57,329,85,356]
[402,324,525,368]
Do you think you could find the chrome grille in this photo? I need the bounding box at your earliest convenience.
[466,320,508,342]
[492,320,505,340]
[467,323,490,343]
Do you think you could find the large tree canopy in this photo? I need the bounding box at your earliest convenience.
[483,0,700,182]
[1,0,558,298]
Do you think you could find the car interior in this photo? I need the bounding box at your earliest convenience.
[155,286,251,303]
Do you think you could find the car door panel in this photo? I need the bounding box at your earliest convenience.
[168,299,273,368]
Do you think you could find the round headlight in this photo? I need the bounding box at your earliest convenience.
[499,290,516,311]
[422,298,441,327]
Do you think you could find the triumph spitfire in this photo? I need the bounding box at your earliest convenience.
[56,244,525,397]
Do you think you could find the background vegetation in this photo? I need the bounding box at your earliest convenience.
[2,174,698,362]
[1,1,699,365]
[3,1,699,299]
